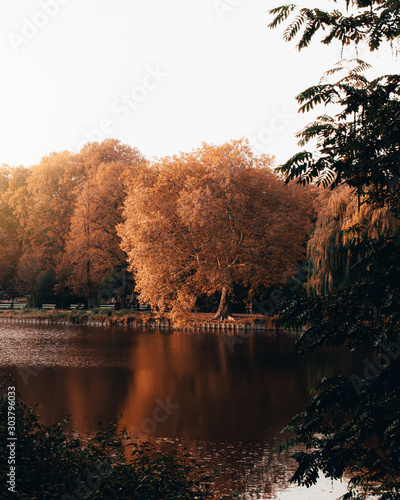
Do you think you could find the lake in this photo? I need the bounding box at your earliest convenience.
[0,323,364,498]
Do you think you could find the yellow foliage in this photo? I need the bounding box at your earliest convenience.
[119,139,315,317]
[58,139,145,298]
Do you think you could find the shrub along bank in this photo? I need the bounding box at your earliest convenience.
[0,378,212,499]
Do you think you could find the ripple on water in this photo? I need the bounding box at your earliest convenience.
[0,324,132,368]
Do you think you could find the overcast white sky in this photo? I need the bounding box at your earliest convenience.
[0,0,398,168]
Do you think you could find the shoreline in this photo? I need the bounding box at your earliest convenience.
[0,310,278,331]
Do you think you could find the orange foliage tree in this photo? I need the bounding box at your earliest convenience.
[58,139,146,305]
[0,166,27,296]
[3,152,78,303]
[119,140,315,321]
[15,152,77,258]
[1,140,145,307]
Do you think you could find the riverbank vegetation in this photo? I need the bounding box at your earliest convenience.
[0,308,149,326]
[0,307,276,331]
[0,139,315,323]
[0,379,212,499]
[269,1,400,498]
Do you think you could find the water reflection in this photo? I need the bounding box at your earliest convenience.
[0,324,363,498]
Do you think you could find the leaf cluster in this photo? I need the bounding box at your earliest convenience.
[278,72,400,208]
[269,2,400,51]
[274,370,400,499]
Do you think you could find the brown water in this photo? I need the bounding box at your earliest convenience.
[0,323,363,498]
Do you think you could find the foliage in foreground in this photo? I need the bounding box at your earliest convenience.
[276,235,400,499]
[0,381,211,500]
[269,1,400,499]
[269,1,400,52]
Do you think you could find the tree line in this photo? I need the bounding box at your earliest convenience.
[0,138,317,316]
[0,139,144,309]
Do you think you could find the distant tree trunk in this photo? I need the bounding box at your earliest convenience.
[121,268,128,309]
[213,286,234,321]
[86,257,92,308]
[85,214,92,308]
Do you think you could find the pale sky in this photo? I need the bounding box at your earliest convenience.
[0,0,398,168]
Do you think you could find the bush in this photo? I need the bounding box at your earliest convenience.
[0,379,211,499]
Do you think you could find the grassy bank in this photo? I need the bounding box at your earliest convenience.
[0,308,154,327]
[0,308,277,330]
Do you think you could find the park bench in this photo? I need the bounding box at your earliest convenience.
[42,304,56,310]
[0,303,12,309]
[99,304,114,310]
[69,304,83,310]
[139,304,150,311]
[13,303,27,309]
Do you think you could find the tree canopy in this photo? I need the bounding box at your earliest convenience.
[0,139,143,307]
[277,67,400,211]
[0,166,25,296]
[307,185,399,295]
[119,140,314,321]
[58,140,145,305]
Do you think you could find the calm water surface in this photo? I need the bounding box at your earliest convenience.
[0,323,364,498]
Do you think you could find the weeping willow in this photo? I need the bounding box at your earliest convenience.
[307,186,400,296]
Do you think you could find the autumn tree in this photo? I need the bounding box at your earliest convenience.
[15,151,78,261]
[58,139,145,305]
[307,185,399,295]
[119,140,314,321]
[1,152,79,304]
[0,166,27,296]
[0,140,144,306]
[15,246,46,307]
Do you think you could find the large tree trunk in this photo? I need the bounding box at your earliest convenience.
[213,286,235,321]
